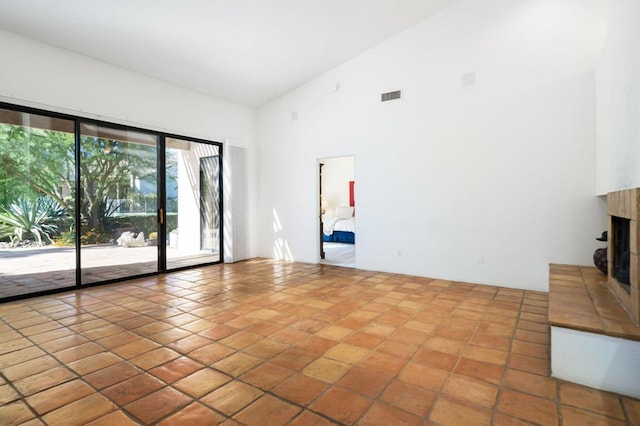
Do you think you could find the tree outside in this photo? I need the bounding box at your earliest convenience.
[0,122,158,246]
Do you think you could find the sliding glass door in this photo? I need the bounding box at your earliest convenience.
[165,138,221,269]
[79,123,159,284]
[0,102,223,301]
[0,107,76,298]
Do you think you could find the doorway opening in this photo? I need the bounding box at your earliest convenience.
[319,155,355,268]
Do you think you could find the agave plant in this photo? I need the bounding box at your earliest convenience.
[0,197,66,246]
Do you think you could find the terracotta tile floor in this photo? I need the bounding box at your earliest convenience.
[0,259,638,425]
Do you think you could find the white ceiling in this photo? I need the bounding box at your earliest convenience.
[0,0,459,108]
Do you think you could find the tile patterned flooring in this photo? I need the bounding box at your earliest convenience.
[0,258,638,425]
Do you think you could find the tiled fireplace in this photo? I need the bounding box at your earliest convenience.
[607,188,640,323]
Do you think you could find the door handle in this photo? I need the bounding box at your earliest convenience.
[159,208,164,225]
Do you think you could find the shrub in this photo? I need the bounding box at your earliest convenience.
[54,227,111,246]
[53,213,179,246]
[81,228,110,245]
[54,230,76,246]
[0,197,65,245]
[112,213,177,238]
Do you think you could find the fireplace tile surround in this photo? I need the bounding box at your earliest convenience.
[607,188,639,324]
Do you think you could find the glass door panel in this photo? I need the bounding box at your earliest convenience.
[0,107,76,298]
[166,138,220,269]
[79,123,158,284]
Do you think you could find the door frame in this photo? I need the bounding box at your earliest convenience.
[317,155,356,266]
[0,101,223,302]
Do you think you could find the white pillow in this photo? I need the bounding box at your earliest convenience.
[335,206,354,218]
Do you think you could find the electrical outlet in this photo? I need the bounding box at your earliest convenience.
[477,254,484,263]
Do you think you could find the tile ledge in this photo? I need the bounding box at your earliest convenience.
[548,264,640,342]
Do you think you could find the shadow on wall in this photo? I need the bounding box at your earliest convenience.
[273,208,293,261]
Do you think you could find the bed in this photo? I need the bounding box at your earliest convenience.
[322,206,355,244]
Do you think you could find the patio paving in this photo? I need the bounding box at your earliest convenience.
[0,245,219,299]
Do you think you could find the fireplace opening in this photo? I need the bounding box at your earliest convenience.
[612,216,631,292]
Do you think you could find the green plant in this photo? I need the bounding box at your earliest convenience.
[80,227,110,245]
[54,227,111,246]
[0,221,14,241]
[0,197,65,245]
[54,230,76,246]
[113,213,177,237]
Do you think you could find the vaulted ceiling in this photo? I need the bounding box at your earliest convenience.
[0,0,460,108]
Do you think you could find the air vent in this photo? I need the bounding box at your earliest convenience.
[381,90,402,102]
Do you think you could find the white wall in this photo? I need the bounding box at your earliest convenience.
[224,146,251,263]
[175,143,220,253]
[322,156,355,210]
[257,0,607,290]
[595,0,640,194]
[0,29,258,259]
[552,326,640,399]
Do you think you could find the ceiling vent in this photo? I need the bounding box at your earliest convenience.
[381,90,402,102]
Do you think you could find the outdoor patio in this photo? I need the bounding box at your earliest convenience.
[0,244,219,299]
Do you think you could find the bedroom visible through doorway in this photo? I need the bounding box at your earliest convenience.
[319,156,355,268]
